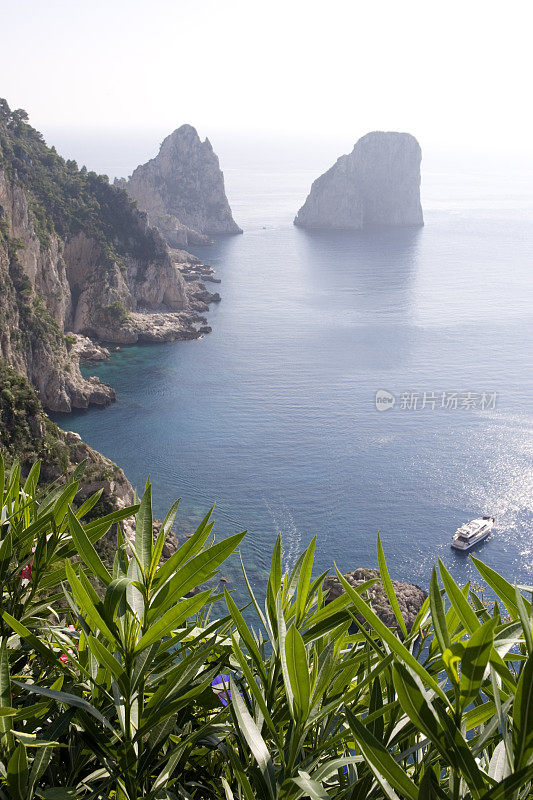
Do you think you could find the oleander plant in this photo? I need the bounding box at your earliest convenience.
[0,453,532,799]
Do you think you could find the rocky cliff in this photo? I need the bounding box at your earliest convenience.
[294,132,423,230]
[0,100,217,412]
[124,124,242,247]
[323,567,427,636]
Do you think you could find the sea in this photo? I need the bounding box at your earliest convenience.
[48,129,533,599]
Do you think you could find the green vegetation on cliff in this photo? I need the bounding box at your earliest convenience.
[0,359,68,471]
[0,98,165,264]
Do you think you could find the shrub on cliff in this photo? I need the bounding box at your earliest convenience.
[0,98,166,265]
[0,457,532,799]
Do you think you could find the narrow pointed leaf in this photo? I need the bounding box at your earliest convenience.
[230,677,276,799]
[346,709,418,800]
[459,618,496,710]
[285,624,310,718]
[471,556,531,619]
[377,533,408,638]
[68,506,112,585]
[135,476,153,574]
[335,565,450,706]
[514,652,533,768]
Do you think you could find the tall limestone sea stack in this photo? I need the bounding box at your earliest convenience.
[124,125,242,247]
[294,131,423,230]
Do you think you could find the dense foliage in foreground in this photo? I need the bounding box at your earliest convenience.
[0,456,531,799]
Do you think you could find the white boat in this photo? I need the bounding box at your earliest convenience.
[451,516,495,551]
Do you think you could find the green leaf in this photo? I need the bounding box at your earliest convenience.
[334,565,450,706]
[73,488,103,520]
[429,568,450,653]
[277,591,294,718]
[459,618,496,710]
[377,533,408,638]
[229,633,276,737]
[14,681,116,733]
[65,561,118,645]
[295,537,316,621]
[23,460,41,496]
[393,663,486,799]
[135,476,153,575]
[68,506,112,585]
[103,577,130,621]
[514,585,533,653]
[346,709,418,800]
[2,612,63,668]
[442,644,463,686]
[225,588,267,680]
[513,652,533,768]
[479,764,533,800]
[292,770,329,800]
[0,451,4,501]
[266,535,282,630]
[154,506,215,588]
[221,777,234,800]
[7,742,28,800]
[0,643,13,743]
[28,746,52,794]
[149,498,180,583]
[285,624,310,719]
[135,590,212,652]
[438,559,480,633]
[12,731,63,747]
[87,636,126,686]
[149,530,246,618]
[471,556,531,620]
[487,741,510,782]
[230,677,276,800]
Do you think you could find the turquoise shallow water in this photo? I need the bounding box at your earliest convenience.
[52,159,533,597]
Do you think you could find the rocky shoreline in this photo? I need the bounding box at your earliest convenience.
[68,249,220,387]
[323,567,427,636]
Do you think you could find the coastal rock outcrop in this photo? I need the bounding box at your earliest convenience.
[295,132,423,230]
[323,567,427,636]
[124,124,242,247]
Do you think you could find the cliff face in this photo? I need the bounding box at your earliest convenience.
[0,101,215,411]
[0,170,116,411]
[294,132,423,230]
[125,125,242,247]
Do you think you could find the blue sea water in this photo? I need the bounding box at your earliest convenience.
[51,143,533,596]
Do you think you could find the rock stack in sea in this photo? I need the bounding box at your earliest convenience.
[323,567,427,636]
[294,131,423,230]
[123,125,242,247]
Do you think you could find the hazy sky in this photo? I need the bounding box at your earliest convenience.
[2,0,532,157]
